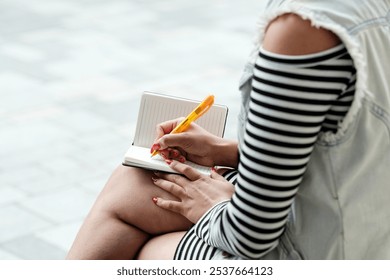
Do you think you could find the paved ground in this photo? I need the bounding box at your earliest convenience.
[0,0,266,259]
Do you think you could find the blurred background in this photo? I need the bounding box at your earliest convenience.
[0,0,266,259]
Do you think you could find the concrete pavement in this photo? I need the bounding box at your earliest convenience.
[0,0,265,259]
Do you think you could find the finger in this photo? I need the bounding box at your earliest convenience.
[162,148,186,162]
[158,149,169,159]
[168,160,202,181]
[151,119,182,152]
[210,168,229,182]
[152,143,188,161]
[157,171,189,187]
[170,148,186,162]
[158,133,191,150]
[152,177,186,198]
[154,118,183,141]
[153,197,183,215]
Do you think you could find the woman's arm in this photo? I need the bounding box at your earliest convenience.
[263,13,341,55]
[154,14,356,259]
[193,14,354,258]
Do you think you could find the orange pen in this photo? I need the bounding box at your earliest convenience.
[151,95,215,157]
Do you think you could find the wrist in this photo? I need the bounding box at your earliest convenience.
[213,139,239,168]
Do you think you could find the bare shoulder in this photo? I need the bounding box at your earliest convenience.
[262,13,341,55]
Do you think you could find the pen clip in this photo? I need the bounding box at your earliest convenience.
[194,95,214,119]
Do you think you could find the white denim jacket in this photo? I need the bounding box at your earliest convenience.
[228,0,390,259]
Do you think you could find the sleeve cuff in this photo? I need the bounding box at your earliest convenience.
[193,199,230,241]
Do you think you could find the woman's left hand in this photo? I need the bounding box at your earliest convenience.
[151,160,235,224]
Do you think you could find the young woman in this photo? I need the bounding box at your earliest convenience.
[67,0,390,260]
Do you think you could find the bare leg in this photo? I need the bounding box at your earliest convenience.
[67,165,193,259]
[137,231,186,260]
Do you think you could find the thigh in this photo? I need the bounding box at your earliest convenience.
[136,231,186,260]
[94,165,193,235]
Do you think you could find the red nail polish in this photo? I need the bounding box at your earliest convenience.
[152,197,158,204]
[179,157,186,163]
[172,150,179,157]
[211,167,217,172]
[151,143,161,152]
[165,159,172,165]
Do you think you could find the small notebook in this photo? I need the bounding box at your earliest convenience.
[122,91,229,175]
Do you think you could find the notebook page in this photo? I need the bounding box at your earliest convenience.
[133,92,228,148]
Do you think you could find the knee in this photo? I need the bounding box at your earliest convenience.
[92,165,148,216]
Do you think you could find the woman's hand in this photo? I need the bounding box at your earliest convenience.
[151,118,238,168]
[151,160,235,224]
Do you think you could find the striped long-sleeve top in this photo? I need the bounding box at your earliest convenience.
[174,44,356,259]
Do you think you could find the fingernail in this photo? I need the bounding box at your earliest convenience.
[151,176,158,182]
[172,150,179,157]
[211,167,217,172]
[178,156,186,163]
[151,143,161,152]
[165,159,172,165]
[152,197,158,204]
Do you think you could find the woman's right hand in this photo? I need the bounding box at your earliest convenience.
[151,118,238,168]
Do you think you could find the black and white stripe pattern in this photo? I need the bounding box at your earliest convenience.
[174,44,356,260]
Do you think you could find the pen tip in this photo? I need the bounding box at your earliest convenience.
[150,150,158,157]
